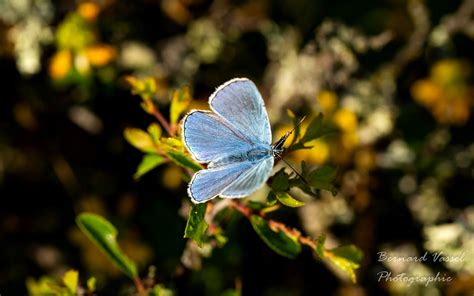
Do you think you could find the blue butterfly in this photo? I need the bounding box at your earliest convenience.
[182,78,290,204]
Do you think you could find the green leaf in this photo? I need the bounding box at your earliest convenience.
[315,235,326,258]
[166,149,202,172]
[62,270,78,294]
[148,123,162,143]
[133,154,166,180]
[302,113,323,142]
[124,127,156,153]
[170,86,192,125]
[250,215,301,259]
[274,191,305,207]
[270,169,289,192]
[266,191,277,206]
[184,203,208,246]
[325,245,363,283]
[76,213,138,278]
[307,165,337,191]
[151,284,174,296]
[87,277,96,292]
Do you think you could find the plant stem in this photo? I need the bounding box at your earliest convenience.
[146,99,173,136]
[133,277,147,296]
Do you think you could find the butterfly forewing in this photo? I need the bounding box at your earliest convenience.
[209,78,272,145]
[182,110,254,163]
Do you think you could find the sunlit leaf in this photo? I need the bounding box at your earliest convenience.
[76,213,138,278]
[325,245,363,283]
[87,277,96,292]
[124,127,156,153]
[307,165,337,191]
[166,150,202,172]
[148,123,162,143]
[250,215,301,259]
[170,86,192,125]
[125,76,157,98]
[184,203,208,247]
[134,154,166,180]
[151,284,174,296]
[62,270,78,294]
[274,191,305,207]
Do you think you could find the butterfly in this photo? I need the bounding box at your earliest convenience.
[182,78,295,204]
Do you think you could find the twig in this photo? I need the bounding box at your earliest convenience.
[133,277,147,296]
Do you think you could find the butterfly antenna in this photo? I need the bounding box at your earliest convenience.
[281,158,310,185]
[273,115,307,150]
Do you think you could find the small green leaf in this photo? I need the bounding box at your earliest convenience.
[170,86,192,125]
[87,277,96,292]
[133,154,166,180]
[246,200,266,210]
[250,215,301,259]
[167,150,202,172]
[266,191,277,206]
[302,113,323,142]
[315,234,326,258]
[184,203,208,246]
[307,165,337,191]
[151,284,174,296]
[62,270,78,294]
[325,245,363,283]
[270,169,289,192]
[76,213,138,278]
[124,127,156,153]
[148,123,162,143]
[274,191,305,207]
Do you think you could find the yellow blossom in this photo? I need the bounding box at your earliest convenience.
[317,90,337,114]
[78,2,100,22]
[334,108,358,132]
[49,50,72,80]
[85,45,117,66]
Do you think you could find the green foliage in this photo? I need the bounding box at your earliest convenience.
[313,235,363,283]
[274,191,305,208]
[307,165,337,192]
[26,269,95,296]
[170,86,192,125]
[134,154,166,180]
[184,203,209,247]
[76,213,138,278]
[166,149,202,172]
[56,14,95,51]
[250,215,301,259]
[124,127,157,153]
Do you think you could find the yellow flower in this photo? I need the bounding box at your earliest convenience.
[49,50,72,80]
[85,45,117,66]
[411,79,442,107]
[291,139,330,164]
[341,131,359,150]
[333,108,358,132]
[78,2,100,22]
[317,90,337,114]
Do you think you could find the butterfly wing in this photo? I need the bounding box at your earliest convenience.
[182,110,254,163]
[188,156,273,203]
[209,78,272,145]
[220,156,273,197]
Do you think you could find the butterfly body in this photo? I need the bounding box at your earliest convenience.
[182,78,275,203]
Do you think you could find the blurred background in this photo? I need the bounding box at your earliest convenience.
[0,0,473,295]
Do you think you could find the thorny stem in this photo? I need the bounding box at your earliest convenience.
[133,277,147,296]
